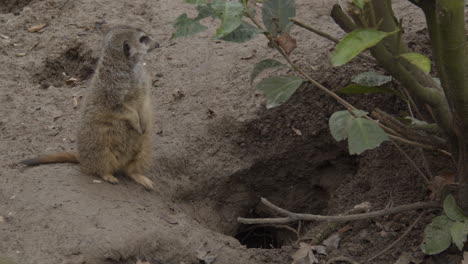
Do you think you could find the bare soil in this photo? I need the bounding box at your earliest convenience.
[0,0,454,263]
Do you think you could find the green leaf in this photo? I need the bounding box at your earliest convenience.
[256,76,304,108]
[220,22,260,43]
[400,52,431,74]
[329,110,368,141]
[212,0,244,38]
[185,0,206,4]
[172,14,208,39]
[348,117,388,154]
[421,215,454,255]
[337,84,395,94]
[331,28,398,66]
[250,59,286,84]
[444,194,468,222]
[450,222,468,251]
[262,0,296,36]
[351,71,393,87]
[352,0,365,8]
[195,4,214,20]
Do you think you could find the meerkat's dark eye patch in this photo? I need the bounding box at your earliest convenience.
[123,41,131,57]
[139,36,150,45]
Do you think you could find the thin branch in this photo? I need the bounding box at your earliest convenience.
[389,134,451,157]
[237,198,439,224]
[289,18,374,62]
[367,211,424,262]
[391,140,430,184]
[290,18,339,43]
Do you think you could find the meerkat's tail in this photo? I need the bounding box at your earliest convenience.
[20,152,79,166]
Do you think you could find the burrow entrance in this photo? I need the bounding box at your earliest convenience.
[188,140,357,249]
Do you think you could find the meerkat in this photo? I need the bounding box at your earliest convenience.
[21,26,159,190]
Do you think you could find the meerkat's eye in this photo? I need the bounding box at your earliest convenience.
[139,36,150,45]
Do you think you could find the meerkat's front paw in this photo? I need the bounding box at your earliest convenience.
[101,174,120,184]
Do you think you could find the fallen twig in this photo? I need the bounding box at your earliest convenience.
[237,198,439,224]
[367,211,424,262]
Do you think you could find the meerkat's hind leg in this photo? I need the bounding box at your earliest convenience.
[124,156,154,190]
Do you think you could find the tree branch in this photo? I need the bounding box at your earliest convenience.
[290,18,339,43]
[237,198,440,224]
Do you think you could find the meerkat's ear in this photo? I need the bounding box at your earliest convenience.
[123,41,131,57]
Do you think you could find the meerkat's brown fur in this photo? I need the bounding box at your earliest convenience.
[21,26,159,190]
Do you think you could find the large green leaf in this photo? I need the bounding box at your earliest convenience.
[195,4,214,20]
[220,22,260,43]
[250,59,286,84]
[337,84,395,94]
[347,117,388,154]
[256,75,303,108]
[262,0,296,36]
[212,0,244,38]
[450,222,468,251]
[400,53,431,74]
[421,215,454,255]
[351,71,393,87]
[329,110,368,141]
[331,29,397,66]
[172,14,208,39]
[444,194,468,222]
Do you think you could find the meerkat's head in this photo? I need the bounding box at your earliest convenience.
[102,26,159,66]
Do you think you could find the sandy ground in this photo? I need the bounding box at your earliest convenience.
[0,0,452,263]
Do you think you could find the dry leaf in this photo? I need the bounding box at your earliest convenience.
[66,77,79,85]
[275,32,297,55]
[16,53,27,57]
[291,242,319,264]
[292,127,302,136]
[428,173,457,200]
[310,245,327,256]
[322,233,341,250]
[462,252,468,264]
[337,225,352,233]
[27,23,48,33]
[92,180,102,184]
[353,201,371,211]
